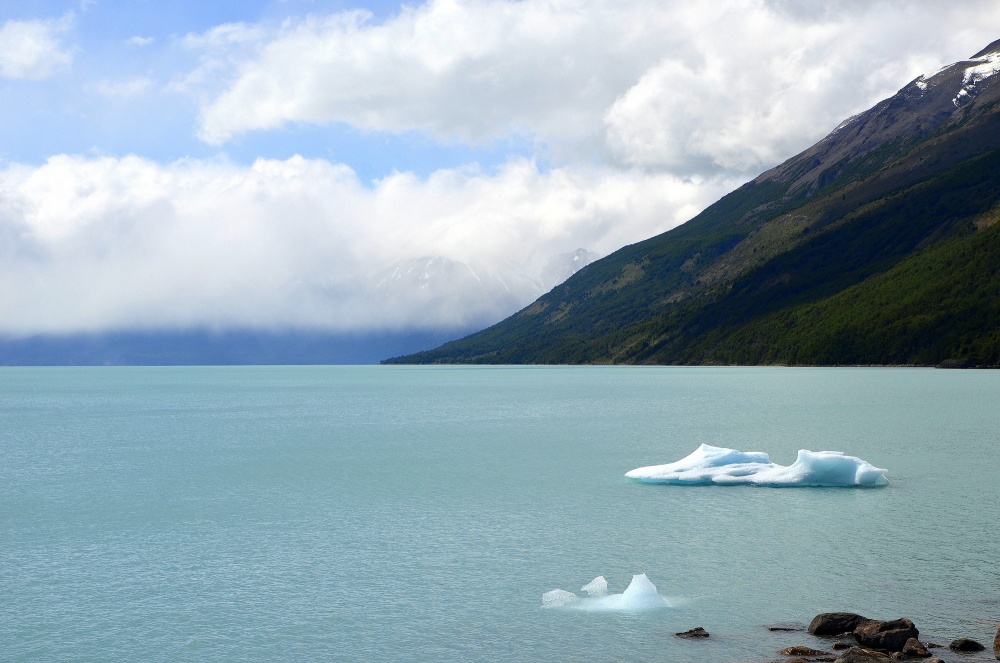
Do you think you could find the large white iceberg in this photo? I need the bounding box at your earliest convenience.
[625,444,889,487]
[542,573,671,612]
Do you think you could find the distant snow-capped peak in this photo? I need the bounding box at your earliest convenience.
[370,248,599,328]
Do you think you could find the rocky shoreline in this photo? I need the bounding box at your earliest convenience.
[674,612,1000,662]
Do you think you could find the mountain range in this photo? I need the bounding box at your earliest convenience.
[387,40,1000,366]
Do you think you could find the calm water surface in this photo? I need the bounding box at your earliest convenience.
[1,366,998,662]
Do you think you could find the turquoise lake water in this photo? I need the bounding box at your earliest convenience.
[2,366,998,662]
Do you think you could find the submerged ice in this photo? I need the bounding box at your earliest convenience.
[542,574,670,612]
[625,444,888,487]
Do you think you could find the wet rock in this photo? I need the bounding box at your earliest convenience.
[994,623,1000,660]
[770,622,808,632]
[925,658,945,663]
[675,626,709,639]
[832,642,852,650]
[853,618,918,652]
[833,646,894,663]
[780,645,832,656]
[902,638,930,657]
[810,613,872,636]
[949,637,984,651]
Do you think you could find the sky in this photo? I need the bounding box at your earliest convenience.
[2,0,1000,337]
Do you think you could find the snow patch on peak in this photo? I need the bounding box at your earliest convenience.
[952,51,1000,107]
[922,63,951,81]
[829,112,862,136]
[963,51,1000,85]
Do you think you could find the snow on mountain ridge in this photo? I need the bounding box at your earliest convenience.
[962,51,1000,85]
[910,42,1000,108]
[371,249,599,329]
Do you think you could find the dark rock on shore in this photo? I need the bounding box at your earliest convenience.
[949,637,985,651]
[994,623,1000,659]
[937,357,978,368]
[833,646,893,662]
[780,645,831,656]
[810,613,872,636]
[675,627,709,639]
[902,638,930,657]
[832,642,852,650]
[853,618,918,652]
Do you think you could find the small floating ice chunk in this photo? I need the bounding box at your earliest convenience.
[626,444,888,487]
[592,573,671,612]
[542,589,580,608]
[542,574,671,612]
[581,576,608,597]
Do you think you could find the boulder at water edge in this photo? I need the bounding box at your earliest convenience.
[949,637,985,651]
[853,618,918,652]
[780,645,831,656]
[994,623,1000,660]
[902,637,930,657]
[809,613,872,636]
[675,627,709,638]
[833,646,893,663]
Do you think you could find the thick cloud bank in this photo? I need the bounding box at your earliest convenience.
[626,444,889,487]
[542,574,671,612]
[0,155,727,335]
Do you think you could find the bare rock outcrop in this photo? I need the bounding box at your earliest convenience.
[809,613,872,636]
[833,646,893,663]
[852,618,918,652]
[675,626,709,639]
[949,637,985,651]
[902,637,930,657]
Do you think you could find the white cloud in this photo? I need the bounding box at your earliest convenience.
[0,15,74,80]
[169,22,270,97]
[0,154,732,335]
[92,76,153,98]
[191,0,1000,176]
[126,36,155,47]
[193,1,673,149]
